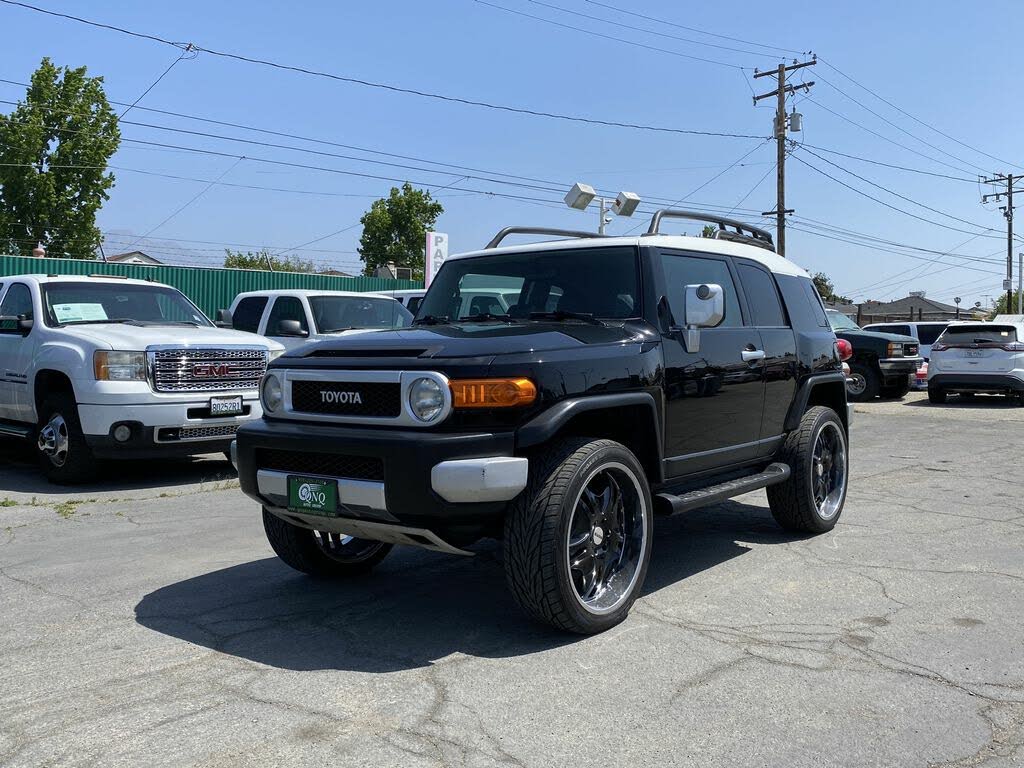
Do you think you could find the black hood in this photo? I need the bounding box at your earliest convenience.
[282,321,654,361]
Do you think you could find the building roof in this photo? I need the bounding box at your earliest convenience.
[863,295,961,315]
[105,250,162,265]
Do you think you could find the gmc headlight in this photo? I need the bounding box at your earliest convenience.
[409,377,445,422]
[94,351,146,381]
[261,373,283,414]
[268,348,285,362]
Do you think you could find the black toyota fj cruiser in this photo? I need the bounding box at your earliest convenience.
[235,211,851,634]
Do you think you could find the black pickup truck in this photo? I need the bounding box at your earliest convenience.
[825,310,922,401]
[235,212,851,634]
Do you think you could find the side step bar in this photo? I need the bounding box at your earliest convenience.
[655,462,791,515]
[0,422,33,439]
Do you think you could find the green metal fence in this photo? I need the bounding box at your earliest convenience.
[0,255,422,317]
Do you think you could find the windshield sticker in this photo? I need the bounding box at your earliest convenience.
[52,303,108,322]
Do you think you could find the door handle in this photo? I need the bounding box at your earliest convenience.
[741,348,766,363]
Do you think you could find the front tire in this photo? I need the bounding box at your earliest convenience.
[503,439,653,634]
[846,362,879,402]
[767,406,848,534]
[879,380,910,399]
[36,392,99,485]
[262,508,392,578]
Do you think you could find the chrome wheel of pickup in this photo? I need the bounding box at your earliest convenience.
[38,413,70,468]
[565,461,648,616]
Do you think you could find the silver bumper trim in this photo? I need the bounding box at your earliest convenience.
[430,457,529,503]
[256,469,387,514]
[262,507,473,556]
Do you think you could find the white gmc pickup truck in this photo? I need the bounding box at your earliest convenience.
[0,274,283,483]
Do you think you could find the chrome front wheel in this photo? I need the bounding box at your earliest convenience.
[38,413,70,468]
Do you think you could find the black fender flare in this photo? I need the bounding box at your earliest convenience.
[784,371,848,432]
[516,391,663,469]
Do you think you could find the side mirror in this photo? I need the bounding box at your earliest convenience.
[275,319,308,338]
[680,283,725,353]
[215,308,233,328]
[17,317,33,335]
[0,315,32,336]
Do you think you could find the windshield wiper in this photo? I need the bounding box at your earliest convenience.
[458,312,517,323]
[528,310,605,326]
[320,326,356,333]
[413,314,449,326]
[64,318,144,326]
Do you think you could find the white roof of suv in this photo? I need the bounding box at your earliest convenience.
[9,273,176,289]
[233,289,399,300]
[448,235,810,278]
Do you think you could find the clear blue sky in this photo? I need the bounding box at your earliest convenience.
[2,0,1021,308]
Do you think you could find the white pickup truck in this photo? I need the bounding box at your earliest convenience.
[0,274,283,483]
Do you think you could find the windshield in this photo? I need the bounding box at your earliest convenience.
[826,309,860,331]
[42,282,212,327]
[939,325,1017,344]
[308,295,413,333]
[417,246,640,322]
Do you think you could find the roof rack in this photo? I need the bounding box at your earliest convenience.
[643,209,775,252]
[485,226,605,249]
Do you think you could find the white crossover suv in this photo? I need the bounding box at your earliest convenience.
[927,315,1024,404]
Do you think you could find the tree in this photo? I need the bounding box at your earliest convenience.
[812,271,850,304]
[701,224,717,238]
[358,183,443,278]
[990,291,1023,317]
[223,248,315,273]
[0,58,120,258]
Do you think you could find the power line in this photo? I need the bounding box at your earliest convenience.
[791,153,1010,241]
[798,143,977,183]
[816,57,1023,173]
[726,162,777,215]
[0,0,764,140]
[798,146,1010,235]
[118,46,195,120]
[580,0,804,55]
[473,0,751,69]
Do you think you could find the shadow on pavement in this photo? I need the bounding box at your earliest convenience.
[903,394,1022,409]
[0,437,236,495]
[135,500,796,671]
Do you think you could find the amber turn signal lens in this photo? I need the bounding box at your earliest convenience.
[450,378,537,408]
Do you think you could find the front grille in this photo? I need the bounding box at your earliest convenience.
[291,380,401,418]
[156,425,239,442]
[257,448,385,481]
[151,348,267,393]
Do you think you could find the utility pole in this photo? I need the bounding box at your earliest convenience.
[980,173,1023,312]
[753,58,816,257]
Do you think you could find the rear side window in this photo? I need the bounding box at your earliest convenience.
[777,275,829,329]
[872,324,911,336]
[406,297,423,314]
[233,296,268,333]
[737,264,787,327]
[266,296,308,335]
[917,325,947,345]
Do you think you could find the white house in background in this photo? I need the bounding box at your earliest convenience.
[106,250,163,265]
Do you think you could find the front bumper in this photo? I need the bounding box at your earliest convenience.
[78,397,262,458]
[928,374,1024,394]
[236,419,522,543]
[878,357,923,376]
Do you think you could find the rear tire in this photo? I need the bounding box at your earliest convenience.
[846,362,879,402]
[928,387,947,404]
[262,508,392,578]
[503,438,652,634]
[36,392,99,485]
[767,406,848,534]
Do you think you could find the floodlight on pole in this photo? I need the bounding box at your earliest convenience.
[564,183,641,235]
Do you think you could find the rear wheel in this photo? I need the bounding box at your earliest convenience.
[767,406,848,534]
[262,508,392,578]
[928,387,947,404]
[503,438,652,634]
[36,392,99,485]
[846,362,879,402]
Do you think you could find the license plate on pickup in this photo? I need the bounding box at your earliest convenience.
[288,476,338,516]
[209,395,243,416]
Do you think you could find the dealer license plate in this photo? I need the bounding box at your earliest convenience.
[963,350,985,358]
[288,476,338,516]
[209,395,243,416]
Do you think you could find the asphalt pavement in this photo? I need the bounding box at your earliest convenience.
[1,392,1022,767]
